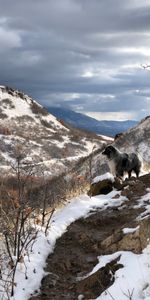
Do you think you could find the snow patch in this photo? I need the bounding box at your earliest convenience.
[123,226,139,234]
[95,247,150,300]
[92,172,115,184]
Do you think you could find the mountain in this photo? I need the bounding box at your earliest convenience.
[0,86,148,182]
[47,106,138,137]
[0,86,109,177]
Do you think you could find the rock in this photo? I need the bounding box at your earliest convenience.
[138,217,150,249]
[88,173,150,197]
[88,178,113,196]
[101,230,123,252]
[100,216,150,254]
[76,256,123,299]
[41,273,59,289]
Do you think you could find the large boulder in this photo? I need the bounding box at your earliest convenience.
[88,172,115,196]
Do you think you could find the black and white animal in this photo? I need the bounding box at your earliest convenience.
[102,145,141,178]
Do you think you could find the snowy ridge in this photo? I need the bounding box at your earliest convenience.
[0,86,105,176]
[0,86,65,129]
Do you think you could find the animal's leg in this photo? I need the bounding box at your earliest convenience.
[133,168,140,178]
[128,170,132,178]
[116,170,123,178]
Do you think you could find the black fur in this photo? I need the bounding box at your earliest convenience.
[102,145,141,178]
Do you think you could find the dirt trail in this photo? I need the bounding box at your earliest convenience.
[30,174,150,300]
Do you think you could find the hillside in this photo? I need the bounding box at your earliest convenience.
[114,115,150,166]
[0,86,108,177]
[27,115,150,206]
[29,173,150,300]
[0,89,150,300]
[47,106,138,137]
[86,115,150,178]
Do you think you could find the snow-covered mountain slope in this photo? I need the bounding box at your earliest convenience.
[105,116,150,174]
[114,116,150,171]
[72,115,150,180]
[0,86,107,176]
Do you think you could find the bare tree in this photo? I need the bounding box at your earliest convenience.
[0,145,39,297]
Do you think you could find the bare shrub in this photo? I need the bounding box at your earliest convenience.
[15,115,34,123]
[41,119,53,128]
[0,155,37,296]
[1,99,15,109]
[50,132,64,142]
[0,108,8,119]
[0,153,6,164]
[43,144,63,159]
[30,102,49,116]
[5,86,15,96]
[70,132,82,143]
[62,142,86,157]
[0,144,57,298]
[0,127,11,135]
[17,91,25,99]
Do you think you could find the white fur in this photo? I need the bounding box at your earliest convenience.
[108,159,116,176]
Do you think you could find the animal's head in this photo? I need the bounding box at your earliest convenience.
[102,145,117,159]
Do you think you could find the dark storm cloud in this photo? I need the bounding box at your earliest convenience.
[0,0,150,120]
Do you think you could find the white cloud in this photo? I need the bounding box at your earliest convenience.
[118,46,150,57]
[0,27,21,51]
[0,0,150,121]
[82,71,94,78]
[84,111,137,121]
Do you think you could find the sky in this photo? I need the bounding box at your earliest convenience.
[0,0,150,121]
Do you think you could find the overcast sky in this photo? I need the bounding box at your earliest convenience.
[0,0,150,120]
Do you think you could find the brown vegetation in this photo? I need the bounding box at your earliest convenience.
[0,126,11,135]
[30,102,49,116]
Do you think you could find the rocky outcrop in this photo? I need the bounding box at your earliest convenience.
[88,178,114,196]
[101,216,150,254]
[76,256,123,299]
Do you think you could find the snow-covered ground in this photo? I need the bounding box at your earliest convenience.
[93,248,150,300]
[0,87,65,130]
[1,173,150,300]
[99,134,114,142]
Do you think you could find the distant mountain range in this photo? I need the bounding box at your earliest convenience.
[47,107,138,137]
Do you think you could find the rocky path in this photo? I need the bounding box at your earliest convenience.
[30,174,150,300]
